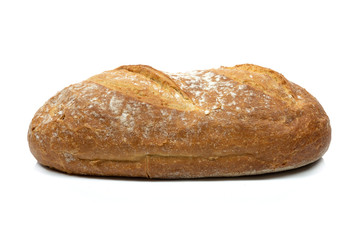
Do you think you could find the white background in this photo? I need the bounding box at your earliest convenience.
[1,0,359,239]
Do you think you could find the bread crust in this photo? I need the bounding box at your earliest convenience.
[28,64,331,178]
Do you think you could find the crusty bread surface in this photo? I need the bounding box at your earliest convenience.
[28,64,331,178]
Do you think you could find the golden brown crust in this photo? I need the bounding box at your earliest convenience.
[28,64,331,178]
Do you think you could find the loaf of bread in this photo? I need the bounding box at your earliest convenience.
[28,64,331,178]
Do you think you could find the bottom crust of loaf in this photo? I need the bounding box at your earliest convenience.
[35,152,321,179]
